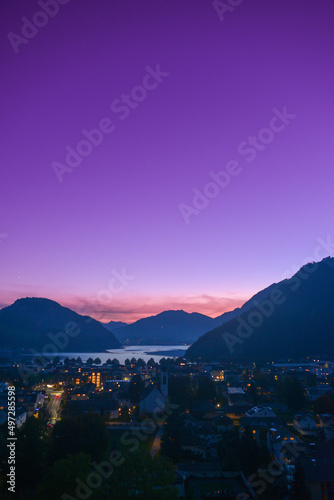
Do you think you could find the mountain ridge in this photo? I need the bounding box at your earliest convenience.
[185,257,334,361]
[100,319,128,332]
[2,256,333,353]
[109,282,282,345]
[0,297,121,352]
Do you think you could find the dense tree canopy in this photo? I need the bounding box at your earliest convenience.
[313,395,334,415]
[48,413,109,464]
[36,453,96,500]
[109,450,178,499]
[168,375,193,406]
[196,375,216,401]
[277,376,306,410]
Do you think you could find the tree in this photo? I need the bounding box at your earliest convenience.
[130,357,137,365]
[15,416,47,494]
[112,358,119,365]
[93,357,101,365]
[161,413,183,463]
[120,405,131,422]
[168,375,193,406]
[306,372,317,387]
[64,357,70,366]
[86,357,94,366]
[48,413,109,464]
[239,427,271,475]
[314,395,334,415]
[129,374,145,403]
[106,358,112,365]
[36,453,103,500]
[218,428,243,470]
[137,358,146,367]
[52,356,60,366]
[197,375,216,401]
[254,372,271,390]
[290,463,312,500]
[76,356,83,365]
[125,358,131,366]
[277,376,306,410]
[147,357,156,367]
[247,381,258,403]
[242,368,250,382]
[109,451,178,499]
[159,357,167,367]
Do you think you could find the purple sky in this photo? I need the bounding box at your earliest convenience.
[1,0,334,322]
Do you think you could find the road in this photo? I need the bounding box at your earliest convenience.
[107,423,143,429]
[150,426,164,456]
[47,392,62,424]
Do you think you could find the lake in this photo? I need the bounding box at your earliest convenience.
[41,345,190,364]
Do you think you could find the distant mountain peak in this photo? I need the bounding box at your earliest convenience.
[12,296,61,307]
[0,297,121,352]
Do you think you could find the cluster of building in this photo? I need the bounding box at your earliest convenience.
[1,355,334,498]
[0,381,44,428]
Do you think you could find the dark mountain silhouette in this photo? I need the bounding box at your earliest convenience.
[214,281,281,325]
[112,283,282,345]
[186,257,334,361]
[0,298,121,352]
[100,320,128,332]
[112,310,221,345]
[3,256,333,353]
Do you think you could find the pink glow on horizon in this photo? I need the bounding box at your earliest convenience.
[0,290,249,324]
[1,0,334,322]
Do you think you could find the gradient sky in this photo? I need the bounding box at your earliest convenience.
[1,0,334,322]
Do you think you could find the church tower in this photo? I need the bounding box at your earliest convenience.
[160,371,168,398]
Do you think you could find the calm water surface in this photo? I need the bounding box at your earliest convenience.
[43,345,190,364]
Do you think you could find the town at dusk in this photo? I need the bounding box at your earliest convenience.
[1,0,334,498]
